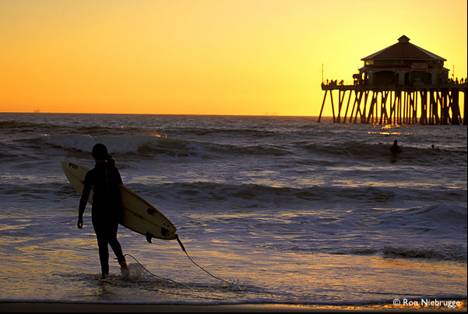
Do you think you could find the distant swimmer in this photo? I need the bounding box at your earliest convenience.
[390,140,402,154]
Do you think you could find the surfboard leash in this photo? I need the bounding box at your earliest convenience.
[124,253,181,286]
[122,254,226,301]
[175,234,239,288]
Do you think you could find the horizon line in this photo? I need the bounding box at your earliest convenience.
[0,111,330,118]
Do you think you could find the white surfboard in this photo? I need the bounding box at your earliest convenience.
[61,160,177,242]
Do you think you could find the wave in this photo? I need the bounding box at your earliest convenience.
[0,141,36,160]
[41,134,290,158]
[68,125,147,135]
[0,119,156,136]
[4,117,465,165]
[0,120,45,129]
[300,141,467,164]
[129,181,466,209]
[4,178,464,212]
[199,142,288,156]
[29,133,467,163]
[0,120,59,134]
[397,205,467,225]
[1,119,278,138]
[165,126,278,137]
[45,134,157,154]
[280,237,466,262]
[0,182,72,202]
[347,245,467,262]
[381,245,467,262]
[0,151,16,160]
[135,181,385,202]
[286,245,467,262]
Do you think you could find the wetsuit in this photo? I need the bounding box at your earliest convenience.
[79,160,125,276]
[390,144,402,154]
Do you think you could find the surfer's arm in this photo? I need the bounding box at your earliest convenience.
[77,183,90,229]
[78,172,92,228]
[79,183,91,216]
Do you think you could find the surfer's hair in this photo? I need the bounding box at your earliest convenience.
[92,143,109,161]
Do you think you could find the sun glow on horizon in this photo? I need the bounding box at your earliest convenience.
[0,0,466,116]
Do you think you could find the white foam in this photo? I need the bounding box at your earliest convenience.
[125,263,146,280]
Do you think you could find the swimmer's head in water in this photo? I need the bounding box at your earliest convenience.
[92,143,110,161]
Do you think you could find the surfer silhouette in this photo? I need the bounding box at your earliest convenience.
[390,140,402,163]
[77,143,128,279]
[390,140,402,154]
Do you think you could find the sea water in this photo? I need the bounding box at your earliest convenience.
[0,113,466,305]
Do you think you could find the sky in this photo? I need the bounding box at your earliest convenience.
[0,0,466,116]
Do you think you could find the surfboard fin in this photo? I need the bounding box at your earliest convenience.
[145,232,153,243]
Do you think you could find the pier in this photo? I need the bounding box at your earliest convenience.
[318,36,467,125]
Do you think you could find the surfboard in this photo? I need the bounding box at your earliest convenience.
[61,160,177,242]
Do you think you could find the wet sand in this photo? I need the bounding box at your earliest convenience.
[0,300,466,312]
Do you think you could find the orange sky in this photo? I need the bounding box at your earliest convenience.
[0,0,466,116]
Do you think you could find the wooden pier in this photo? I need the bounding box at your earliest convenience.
[318,36,467,125]
[318,83,467,125]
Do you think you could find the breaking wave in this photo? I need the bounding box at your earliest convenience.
[41,134,289,157]
[129,182,466,209]
[165,126,278,137]
[341,245,467,262]
[0,120,155,135]
[380,245,467,262]
[10,133,464,164]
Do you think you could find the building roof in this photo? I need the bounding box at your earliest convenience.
[362,35,446,62]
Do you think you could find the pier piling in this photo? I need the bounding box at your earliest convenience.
[318,85,466,125]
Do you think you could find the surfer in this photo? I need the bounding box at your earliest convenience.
[390,139,402,163]
[390,140,402,155]
[77,143,128,279]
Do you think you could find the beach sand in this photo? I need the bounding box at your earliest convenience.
[0,300,466,313]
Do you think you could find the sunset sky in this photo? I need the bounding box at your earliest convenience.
[0,0,466,116]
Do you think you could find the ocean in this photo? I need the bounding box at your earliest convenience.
[0,113,466,305]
